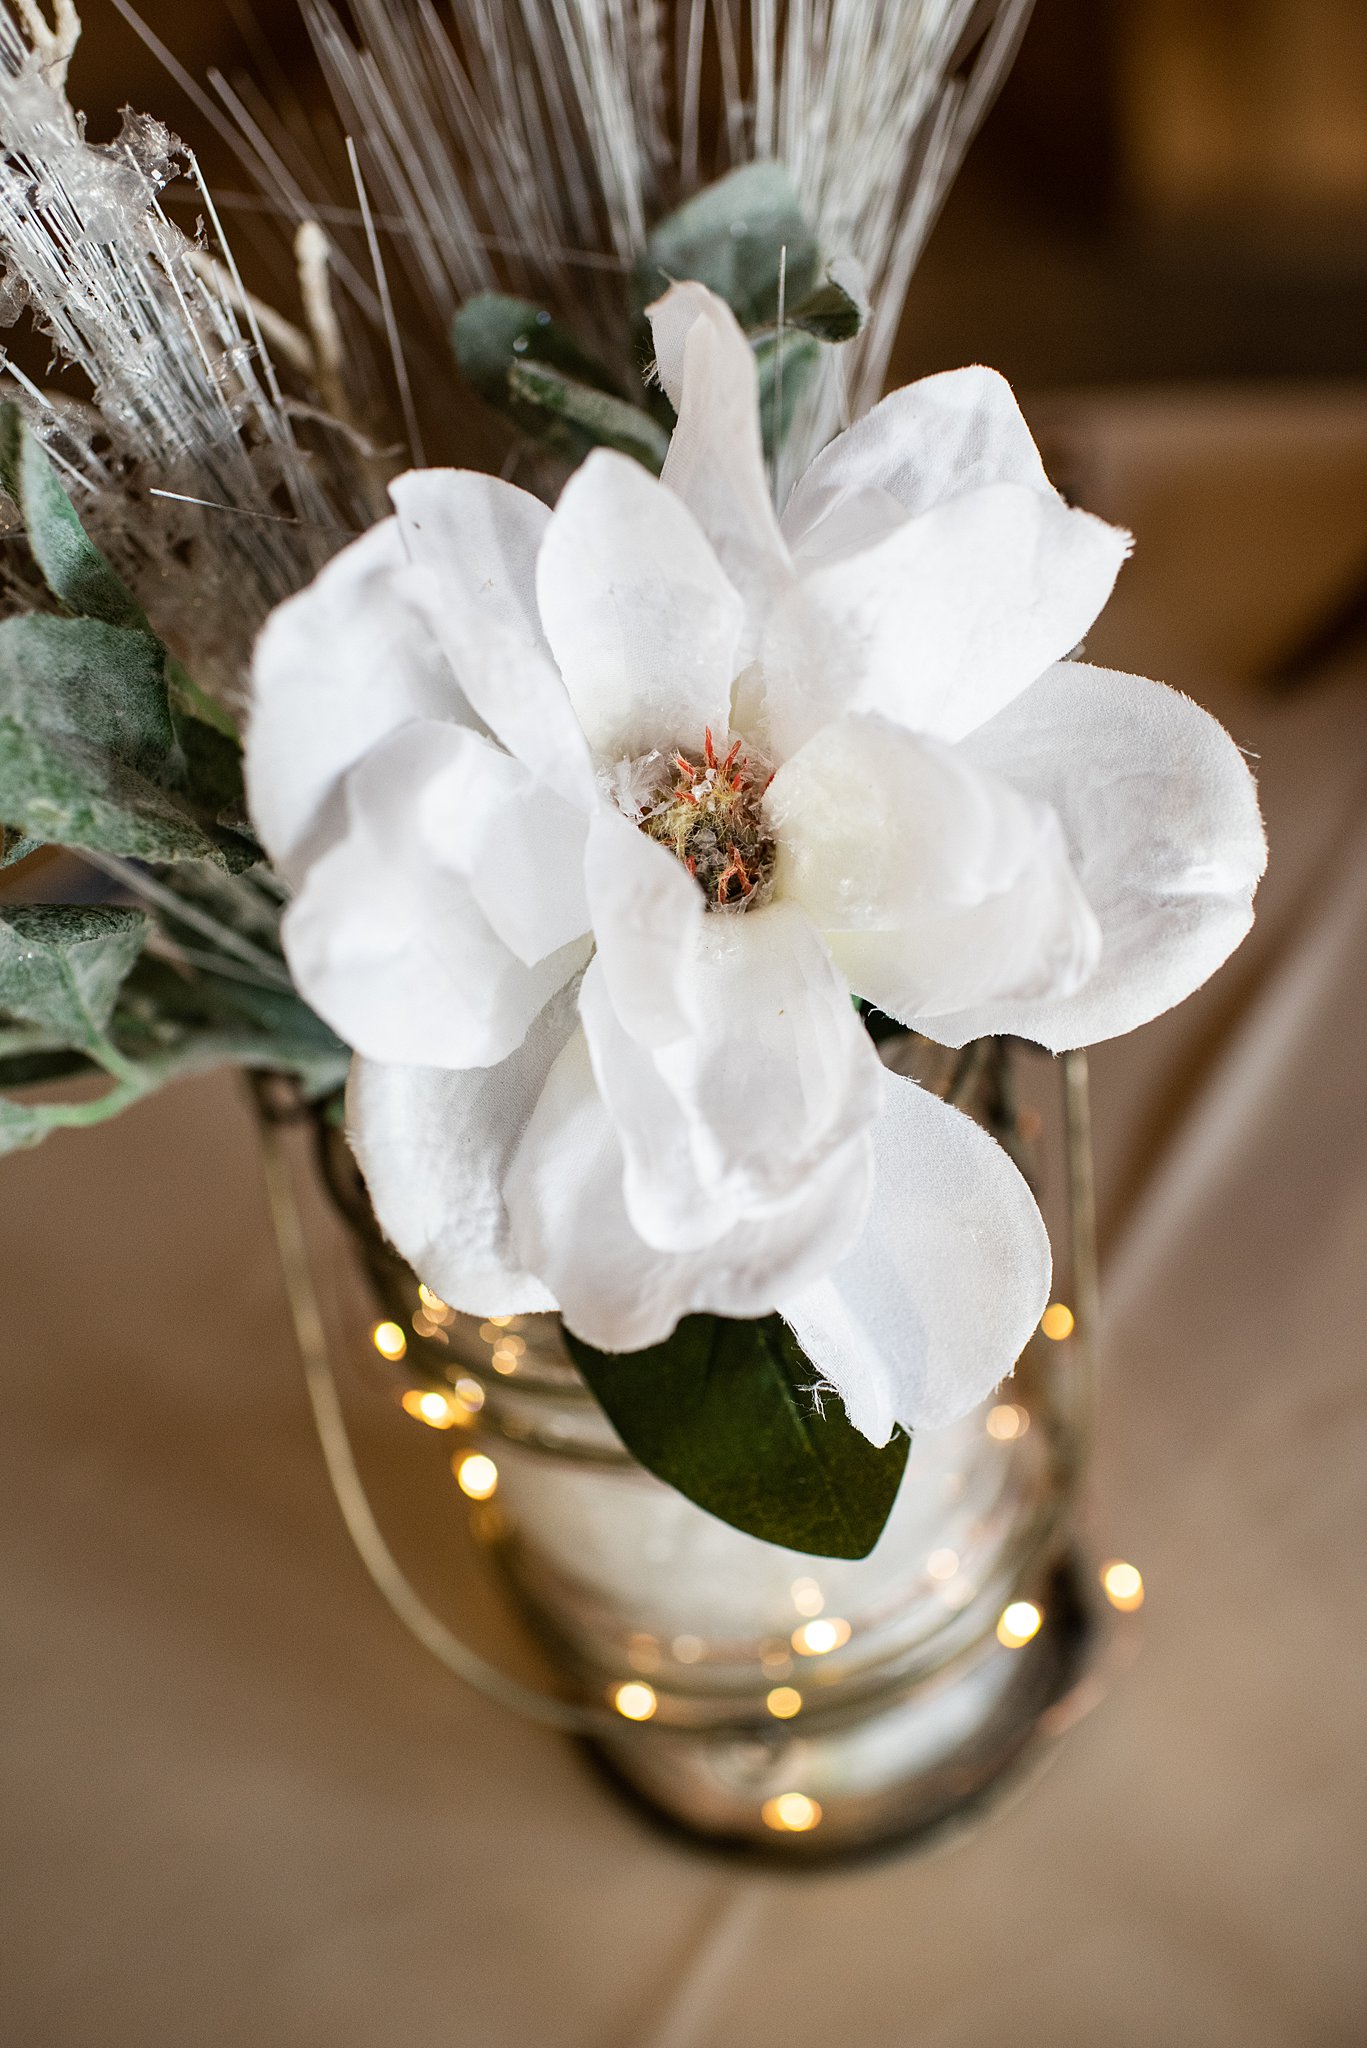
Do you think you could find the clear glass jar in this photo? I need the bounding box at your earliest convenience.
[318,1032,1101,1859]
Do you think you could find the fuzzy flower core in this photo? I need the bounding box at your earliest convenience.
[638,727,774,909]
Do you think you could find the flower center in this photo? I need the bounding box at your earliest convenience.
[638,729,774,910]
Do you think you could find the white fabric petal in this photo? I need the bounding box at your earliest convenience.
[346,980,582,1317]
[504,1026,875,1352]
[419,729,590,969]
[535,448,743,763]
[777,1074,1052,1444]
[780,364,1055,566]
[281,721,589,1068]
[391,469,596,810]
[390,467,547,648]
[247,519,474,872]
[767,713,1100,1023]
[583,807,703,1048]
[648,281,793,641]
[580,902,884,1252]
[933,659,1269,1049]
[761,481,1131,759]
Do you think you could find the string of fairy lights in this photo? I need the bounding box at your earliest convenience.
[368,1289,1143,1836]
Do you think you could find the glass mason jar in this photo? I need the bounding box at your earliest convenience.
[315,1030,1101,1861]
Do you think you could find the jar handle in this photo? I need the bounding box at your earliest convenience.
[255,1097,631,1739]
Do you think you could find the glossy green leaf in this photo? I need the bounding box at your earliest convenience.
[564,1313,909,1558]
[635,163,822,329]
[0,902,150,1047]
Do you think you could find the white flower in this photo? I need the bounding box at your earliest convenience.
[246,284,1265,1444]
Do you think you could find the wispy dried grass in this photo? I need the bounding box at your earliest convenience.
[299,0,1033,416]
[0,1,373,702]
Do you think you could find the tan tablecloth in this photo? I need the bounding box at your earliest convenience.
[3,388,1366,2046]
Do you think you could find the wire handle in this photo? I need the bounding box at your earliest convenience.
[255,1097,625,1737]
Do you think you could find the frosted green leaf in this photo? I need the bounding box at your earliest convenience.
[0,902,150,1046]
[636,164,822,330]
[506,361,669,472]
[790,255,871,343]
[0,401,146,631]
[453,292,623,405]
[0,616,238,864]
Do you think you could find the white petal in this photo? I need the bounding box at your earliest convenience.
[346,980,582,1317]
[583,806,703,1048]
[777,1074,1052,1443]
[934,659,1268,1049]
[761,481,1130,758]
[767,712,1100,1022]
[390,467,547,648]
[535,448,743,762]
[420,729,590,969]
[581,902,884,1252]
[781,364,1055,566]
[282,721,588,1068]
[504,1026,875,1351]
[648,282,792,640]
[391,469,596,809]
[247,519,473,871]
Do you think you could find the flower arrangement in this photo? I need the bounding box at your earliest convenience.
[0,0,1264,1562]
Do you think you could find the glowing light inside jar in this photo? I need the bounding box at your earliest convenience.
[996,1600,1043,1648]
[454,1451,499,1500]
[401,1388,456,1428]
[792,1616,851,1657]
[1101,1560,1145,1611]
[612,1681,658,1721]
[761,1792,822,1833]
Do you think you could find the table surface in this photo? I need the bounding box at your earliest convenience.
[3,387,1366,2048]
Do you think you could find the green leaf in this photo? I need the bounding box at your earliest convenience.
[0,947,350,1158]
[0,403,238,742]
[0,402,147,631]
[453,293,666,468]
[506,360,669,472]
[564,1314,909,1559]
[789,254,870,343]
[0,616,239,865]
[754,328,822,462]
[0,611,174,773]
[0,1076,145,1155]
[453,292,624,405]
[635,163,822,329]
[0,902,150,1047]
[1,823,40,868]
